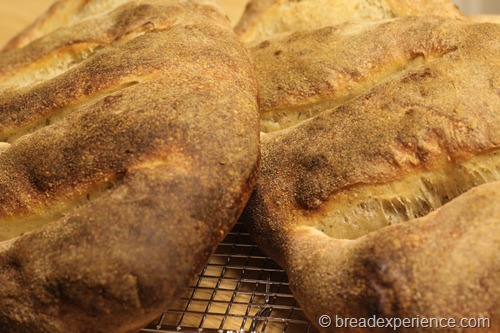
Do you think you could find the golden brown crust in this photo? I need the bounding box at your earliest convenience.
[0,1,260,332]
[287,181,500,332]
[235,0,464,43]
[0,0,85,53]
[252,17,476,132]
[0,0,229,91]
[246,16,500,242]
[242,17,500,331]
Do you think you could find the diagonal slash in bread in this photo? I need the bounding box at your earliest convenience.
[0,1,260,332]
[241,13,500,331]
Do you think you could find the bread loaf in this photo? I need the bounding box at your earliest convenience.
[287,181,500,332]
[235,0,463,43]
[0,1,260,332]
[241,16,500,331]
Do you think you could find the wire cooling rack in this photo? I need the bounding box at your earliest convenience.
[140,222,317,333]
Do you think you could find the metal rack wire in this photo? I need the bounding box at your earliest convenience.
[140,223,317,333]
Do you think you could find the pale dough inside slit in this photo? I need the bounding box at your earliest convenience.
[0,142,10,154]
[0,156,187,241]
[0,24,154,92]
[259,54,429,133]
[0,80,140,143]
[0,43,102,92]
[0,177,122,241]
[241,0,395,43]
[3,0,134,51]
[309,150,500,239]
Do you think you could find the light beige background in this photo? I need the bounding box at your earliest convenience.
[0,0,249,47]
[452,0,500,15]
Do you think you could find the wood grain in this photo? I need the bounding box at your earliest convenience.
[0,0,248,47]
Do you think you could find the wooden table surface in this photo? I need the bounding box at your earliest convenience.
[0,0,249,47]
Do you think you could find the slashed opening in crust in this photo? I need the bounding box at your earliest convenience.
[252,18,499,243]
[0,177,122,241]
[0,80,140,143]
[259,54,428,133]
[252,17,465,134]
[310,150,500,239]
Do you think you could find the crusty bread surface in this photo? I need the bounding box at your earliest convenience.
[0,1,260,332]
[287,181,500,332]
[235,0,464,43]
[242,15,500,332]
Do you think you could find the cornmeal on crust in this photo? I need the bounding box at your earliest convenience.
[0,1,260,332]
[242,16,500,331]
[252,17,474,133]
[287,181,500,332]
[235,0,463,43]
